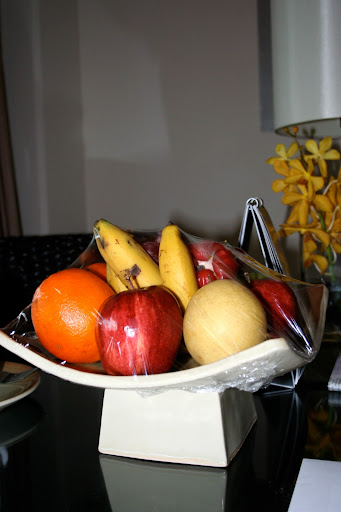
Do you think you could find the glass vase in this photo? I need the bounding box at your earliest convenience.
[302,251,341,342]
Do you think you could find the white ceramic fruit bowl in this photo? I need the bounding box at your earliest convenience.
[0,228,324,395]
[0,229,327,467]
[0,326,306,394]
[0,327,307,467]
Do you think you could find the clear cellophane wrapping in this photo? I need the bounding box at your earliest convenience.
[1,225,328,395]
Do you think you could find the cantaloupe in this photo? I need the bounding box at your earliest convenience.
[183,279,267,365]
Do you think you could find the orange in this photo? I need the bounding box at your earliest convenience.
[31,267,114,363]
[85,262,107,282]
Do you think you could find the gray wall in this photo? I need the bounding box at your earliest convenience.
[1,0,298,272]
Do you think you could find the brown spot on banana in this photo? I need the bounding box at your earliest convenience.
[100,237,109,250]
[123,264,141,281]
[129,264,141,277]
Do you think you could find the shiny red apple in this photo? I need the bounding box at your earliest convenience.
[95,286,183,376]
[188,241,239,283]
[250,278,299,335]
[141,241,160,263]
[196,268,216,287]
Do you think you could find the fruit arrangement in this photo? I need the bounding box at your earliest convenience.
[29,218,314,377]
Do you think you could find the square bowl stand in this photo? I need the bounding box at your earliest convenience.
[98,387,257,467]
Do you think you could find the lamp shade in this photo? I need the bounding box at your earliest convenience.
[271,0,341,138]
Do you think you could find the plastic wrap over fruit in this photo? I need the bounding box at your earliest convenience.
[0,222,329,394]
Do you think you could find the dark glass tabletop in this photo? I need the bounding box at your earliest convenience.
[0,342,340,512]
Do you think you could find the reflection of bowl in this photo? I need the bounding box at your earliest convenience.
[100,419,256,512]
[100,455,228,512]
[0,397,44,447]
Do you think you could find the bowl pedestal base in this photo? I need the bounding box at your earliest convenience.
[98,386,257,467]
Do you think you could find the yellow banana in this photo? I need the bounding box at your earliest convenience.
[158,224,198,310]
[93,219,162,289]
[106,264,128,293]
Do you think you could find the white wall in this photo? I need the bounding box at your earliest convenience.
[1,0,86,234]
[1,0,299,272]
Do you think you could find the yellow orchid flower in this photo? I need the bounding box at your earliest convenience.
[313,194,334,213]
[324,175,341,231]
[325,203,339,230]
[284,159,325,201]
[279,224,331,248]
[271,160,300,194]
[281,187,310,226]
[331,238,341,254]
[273,159,291,176]
[302,234,329,274]
[267,127,341,276]
[330,217,341,253]
[325,167,341,209]
[266,141,299,165]
[304,137,340,178]
[284,202,301,224]
[272,179,288,193]
[281,180,333,226]
[331,215,341,232]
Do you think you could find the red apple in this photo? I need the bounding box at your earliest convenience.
[141,241,160,263]
[250,278,299,334]
[95,286,183,376]
[188,241,239,281]
[196,268,216,288]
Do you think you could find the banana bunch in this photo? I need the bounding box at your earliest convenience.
[93,219,198,310]
[94,219,162,289]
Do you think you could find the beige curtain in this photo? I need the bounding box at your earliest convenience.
[0,33,22,237]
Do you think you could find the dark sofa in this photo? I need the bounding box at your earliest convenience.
[0,233,92,329]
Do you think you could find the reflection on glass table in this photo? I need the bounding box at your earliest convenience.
[2,366,341,511]
[0,397,45,510]
[99,390,307,512]
[304,390,341,462]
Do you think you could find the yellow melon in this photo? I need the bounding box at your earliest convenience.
[183,279,267,365]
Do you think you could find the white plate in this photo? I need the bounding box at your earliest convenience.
[0,329,306,394]
[0,361,41,411]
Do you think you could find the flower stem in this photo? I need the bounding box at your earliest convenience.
[317,210,337,287]
[317,210,341,329]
